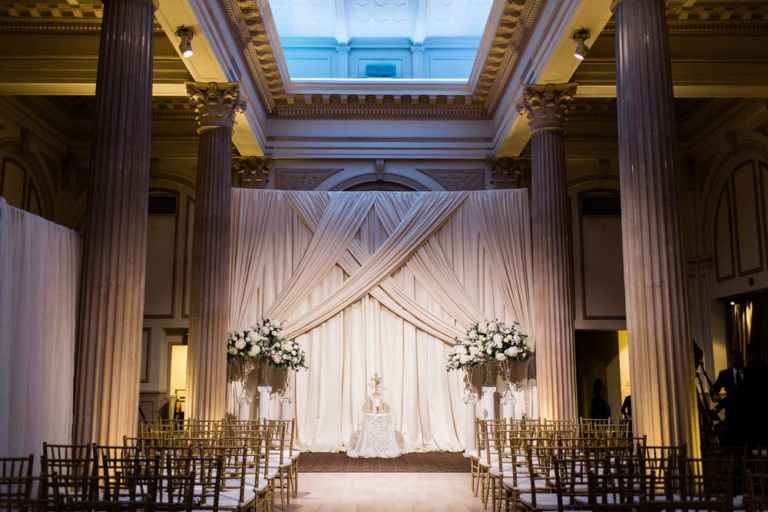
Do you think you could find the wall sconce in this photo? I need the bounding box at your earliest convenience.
[176,26,195,58]
[572,28,591,61]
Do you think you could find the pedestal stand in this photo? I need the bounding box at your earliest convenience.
[257,386,272,421]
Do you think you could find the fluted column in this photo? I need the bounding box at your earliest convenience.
[186,82,246,420]
[613,0,698,451]
[73,0,155,446]
[518,83,578,420]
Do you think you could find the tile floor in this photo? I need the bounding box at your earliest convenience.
[286,472,484,511]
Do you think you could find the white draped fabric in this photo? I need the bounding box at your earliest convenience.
[228,189,533,452]
[0,198,80,457]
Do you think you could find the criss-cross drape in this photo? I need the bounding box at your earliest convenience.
[228,189,533,451]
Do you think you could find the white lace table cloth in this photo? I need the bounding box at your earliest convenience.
[347,413,403,458]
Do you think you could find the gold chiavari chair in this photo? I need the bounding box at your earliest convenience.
[40,443,95,508]
[165,455,223,511]
[488,424,519,512]
[264,419,297,507]
[0,455,35,512]
[476,419,507,507]
[663,457,735,511]
[518,439,558,512]
[586,470,657,512]
[204,439,257,511]
[641,445,686,497]
[243,428,271,512]
[744,470,768,512]
[98,453,160,502]
[127,471,195,512]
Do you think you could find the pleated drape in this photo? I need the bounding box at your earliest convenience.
[0,198,81,457]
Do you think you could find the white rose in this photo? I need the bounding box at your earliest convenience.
[478,322,487,333]
[234,339,246,350]
[272,353,282,364]
[510,346,520,357]
[283,354,290,360]
[496,352,507,361]
[469,330,478,339]
[493,334,503,346]
[228,347,238,355]
[489,322,498,332]
[505,335,513,342]
[486,347,493,355]
[459,354,470,365]
[271,330,277,336]
[456,345,468,355]
[469,346,479,356]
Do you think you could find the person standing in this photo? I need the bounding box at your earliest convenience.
[710,350,749,446]
[590,379,611,420]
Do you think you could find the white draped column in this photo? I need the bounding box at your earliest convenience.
[73,0,155,446]
[518,83,578,421]
[613,0,699,451]
[186,82,246,420]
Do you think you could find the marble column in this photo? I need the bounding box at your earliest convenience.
[73,0,155,446]
[518,83,578,421]
[613,0,698,451]
[186,82,246,420]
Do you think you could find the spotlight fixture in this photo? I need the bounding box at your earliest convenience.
[572,28,591,61]
[176,26,194,58]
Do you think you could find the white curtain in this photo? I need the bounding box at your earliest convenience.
[0,198,80,457]
[229,189,533,452]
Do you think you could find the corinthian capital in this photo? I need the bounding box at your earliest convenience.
[517,83,577,133]
[186,81,247,132]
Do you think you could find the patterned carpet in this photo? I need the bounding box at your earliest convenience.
[297,451,471,473]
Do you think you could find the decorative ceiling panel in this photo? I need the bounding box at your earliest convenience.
[268,0,336,38]
[226,0,536,117]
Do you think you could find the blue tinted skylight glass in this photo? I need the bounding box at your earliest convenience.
[267,0,494,80]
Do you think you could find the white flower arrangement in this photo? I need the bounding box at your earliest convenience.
[447,320,530,371]
[227,318,308,371]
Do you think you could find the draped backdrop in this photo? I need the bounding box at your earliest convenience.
[228,189,533,451]
[0,198,80,457]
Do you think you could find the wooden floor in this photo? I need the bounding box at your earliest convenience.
[286,472,484,511]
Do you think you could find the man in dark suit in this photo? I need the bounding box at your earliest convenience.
[711,350,748,446]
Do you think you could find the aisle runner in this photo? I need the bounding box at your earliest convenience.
[298,452,470,473]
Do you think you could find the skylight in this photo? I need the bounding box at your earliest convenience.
[267,0,495,81]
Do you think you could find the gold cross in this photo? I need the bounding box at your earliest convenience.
[371,373,382,396]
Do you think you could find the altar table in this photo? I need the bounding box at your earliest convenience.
[347,413,403,458]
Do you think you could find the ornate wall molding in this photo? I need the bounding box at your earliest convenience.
[416,168,486,190]
[233,156,272,188]
[273,168,341,190]
[486,157,529,189]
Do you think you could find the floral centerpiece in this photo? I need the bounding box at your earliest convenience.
[227,318,308,380]
[447,320,530,371]
[447,320,530,391]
